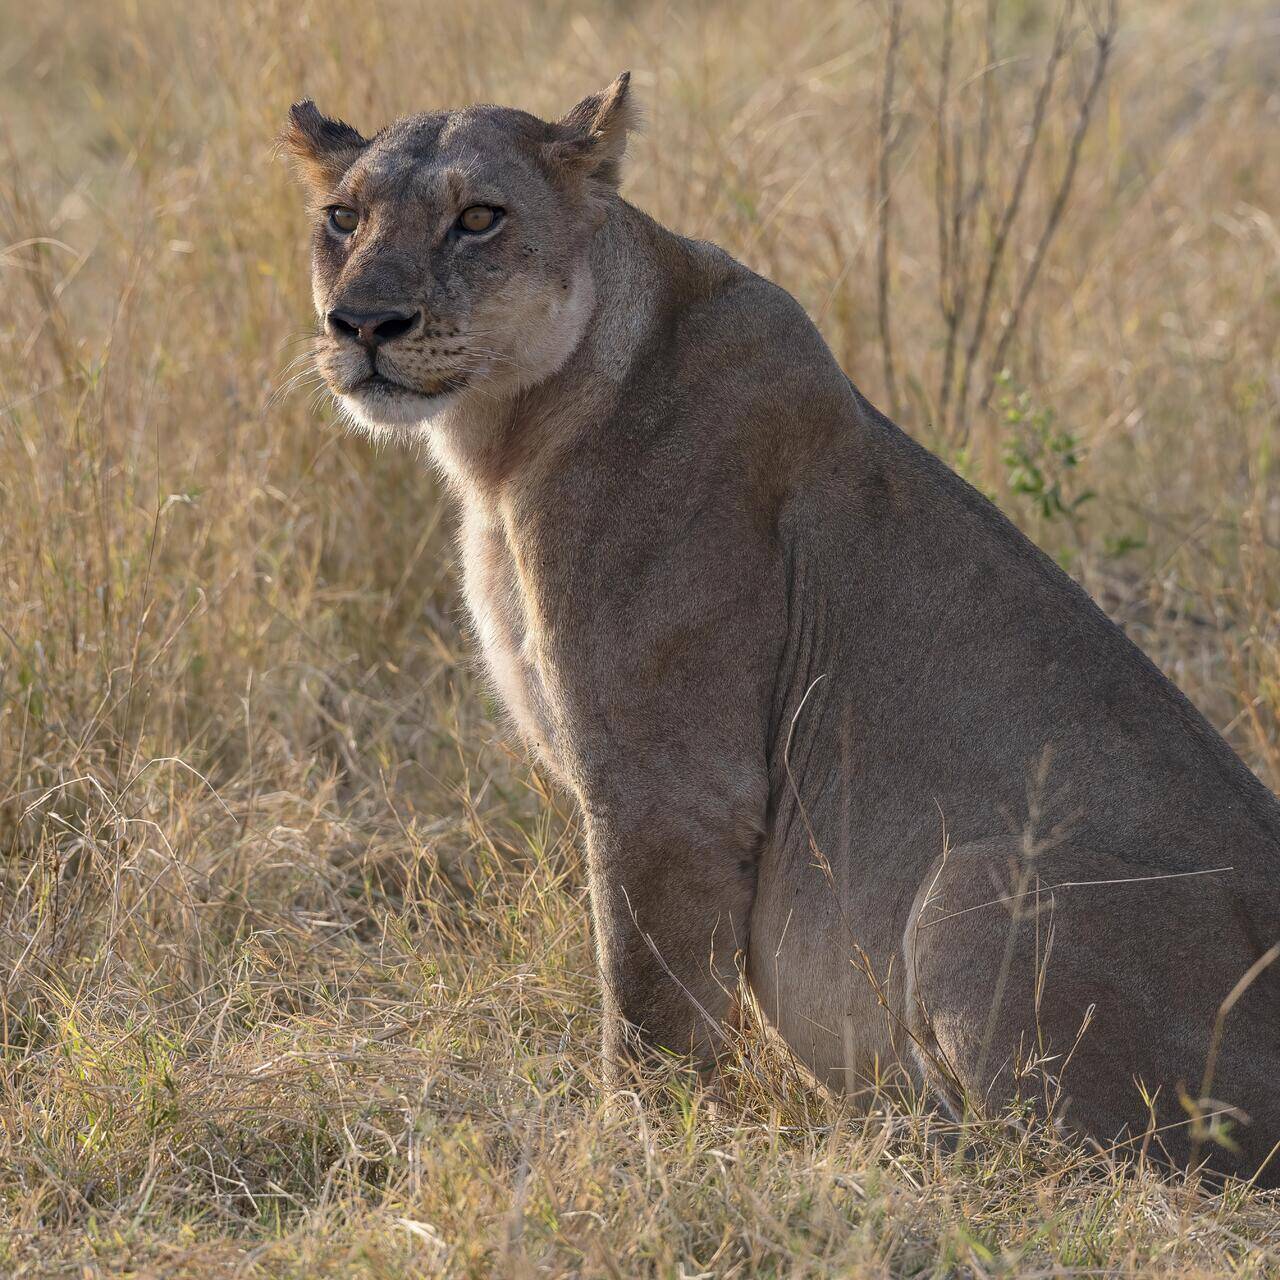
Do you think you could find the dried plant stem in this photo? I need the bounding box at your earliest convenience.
[979,0,1119,409]
[875,0,904,419]
[937,0,997,435]
[955,0,1075,437]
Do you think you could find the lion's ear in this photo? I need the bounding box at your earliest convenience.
[281,100,369,195]
[548,72,636,189]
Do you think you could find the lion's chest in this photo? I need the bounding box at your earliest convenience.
[458,509,569,777]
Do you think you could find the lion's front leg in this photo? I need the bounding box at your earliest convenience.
[582,788,765,1083]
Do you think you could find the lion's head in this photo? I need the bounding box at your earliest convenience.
[283,74,634,440]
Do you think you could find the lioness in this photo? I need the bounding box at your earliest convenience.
[285,75,1280,1184]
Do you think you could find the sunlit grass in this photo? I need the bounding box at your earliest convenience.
[1,0,1278,1274]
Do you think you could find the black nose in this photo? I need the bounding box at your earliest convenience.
[326,308,420,349]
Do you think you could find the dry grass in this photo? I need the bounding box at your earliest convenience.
[2,0,1279,1274]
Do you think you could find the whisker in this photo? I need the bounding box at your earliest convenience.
[277,328,322,353]
[268,367,326,412]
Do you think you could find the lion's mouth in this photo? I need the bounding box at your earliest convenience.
[355,371,470,399]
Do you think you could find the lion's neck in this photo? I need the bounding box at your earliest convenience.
[425,201,673,499]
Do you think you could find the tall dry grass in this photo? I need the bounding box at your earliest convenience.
[1,0,1279,1274]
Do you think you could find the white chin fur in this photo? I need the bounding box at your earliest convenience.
[335,386,459,441]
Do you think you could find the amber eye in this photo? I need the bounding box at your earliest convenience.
[328,206,359,234]
[458,205,500,234]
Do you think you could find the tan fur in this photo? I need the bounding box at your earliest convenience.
[287,78,1280,1185]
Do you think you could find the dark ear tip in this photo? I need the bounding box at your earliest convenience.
[289,99,319,126]
[609,71,632,104]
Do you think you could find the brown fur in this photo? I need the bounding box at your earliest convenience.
[286,78,1280,1185]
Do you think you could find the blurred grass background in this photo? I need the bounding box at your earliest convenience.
[1,0,1279,1274]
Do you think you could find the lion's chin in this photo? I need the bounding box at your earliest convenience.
[332,379,462,441]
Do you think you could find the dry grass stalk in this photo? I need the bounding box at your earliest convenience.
[1,0,1278,1273]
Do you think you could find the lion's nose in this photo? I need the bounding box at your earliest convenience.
[326,308,420,349]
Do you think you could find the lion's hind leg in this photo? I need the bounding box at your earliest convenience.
[901,838,1280,1184]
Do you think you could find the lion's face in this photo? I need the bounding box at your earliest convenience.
[284,80,632,441]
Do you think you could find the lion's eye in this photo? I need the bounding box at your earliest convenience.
[329,206,359,234]
[458,205,501,234]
